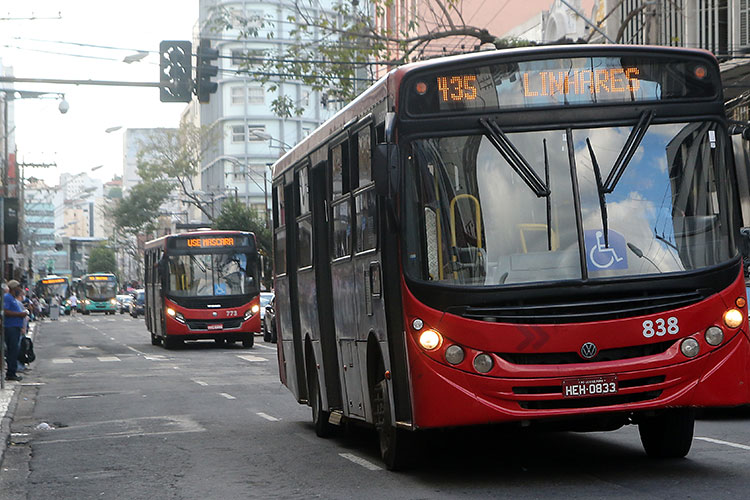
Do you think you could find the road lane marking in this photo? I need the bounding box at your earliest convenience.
[52,358,74,364]
[97,356,121,362]
[78,346,92,350]
[144,355,167,361]
[696,437,750,451]
[126,346,147,355]
[219,393,236,400]
[339,453,382,471]
[255,344,276,351]
[192,379,209,386]
[237,354,267,362]
[256,412,279,422]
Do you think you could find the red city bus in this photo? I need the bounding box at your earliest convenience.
[271,44,750,469]
[144,230,262,349]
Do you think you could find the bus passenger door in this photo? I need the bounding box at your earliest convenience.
[281,179,308,402]
[311,161,343,410]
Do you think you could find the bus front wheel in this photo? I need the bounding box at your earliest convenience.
[242,337,254,348]
[163,335,181,350]
[372,379,415,470]
[638,408,694,458]
[151,333,160,346]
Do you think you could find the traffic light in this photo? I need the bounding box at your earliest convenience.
[159,40,192,103]
[196,38,219,103]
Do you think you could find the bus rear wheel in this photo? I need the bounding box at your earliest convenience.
[372,379,415,470]
[638,408,695,458]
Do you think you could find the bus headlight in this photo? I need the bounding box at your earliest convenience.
[252,304,260,314]
[418,330,441,350]
[704,326,724,346]
[723,308,743,329]
[166,307,176,317]
[110,298,117,304]
[680,338,700,358]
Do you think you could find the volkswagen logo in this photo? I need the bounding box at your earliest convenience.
[580,342,598,359]
[212,312,218,317]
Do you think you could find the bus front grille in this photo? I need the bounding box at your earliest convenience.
[498,340,676,365]
[458,289,706,324]
[186,319,243,330]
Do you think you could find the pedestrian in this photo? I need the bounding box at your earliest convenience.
[3,280,28,382]
[69,292,78,316]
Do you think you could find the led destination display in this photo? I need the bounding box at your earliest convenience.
[408,55,718,115]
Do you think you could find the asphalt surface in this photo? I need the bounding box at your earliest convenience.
[1,314,750,499]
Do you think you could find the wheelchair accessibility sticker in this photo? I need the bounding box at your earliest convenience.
[584,229,628,270]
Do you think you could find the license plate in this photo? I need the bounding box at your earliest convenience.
[207,324,223,330]
[562,375,618,398]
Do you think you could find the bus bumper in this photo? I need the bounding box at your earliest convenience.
[407,326,750,429]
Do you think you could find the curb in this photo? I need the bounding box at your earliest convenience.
[0,320,40,467]
[0,381,23,467]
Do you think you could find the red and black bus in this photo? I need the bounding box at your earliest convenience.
[271,44,750,469]
[144,230,262,349]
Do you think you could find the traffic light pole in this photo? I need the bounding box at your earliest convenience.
[0,76,161,88]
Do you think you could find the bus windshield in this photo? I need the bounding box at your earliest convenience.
[404,120,738,287]
[84,280,117,301]
[167,251,259,297]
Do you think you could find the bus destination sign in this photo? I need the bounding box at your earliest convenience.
[87,276,113,281]
[408,55,718,115]
[42,278,66,284]
[170,235,251,250]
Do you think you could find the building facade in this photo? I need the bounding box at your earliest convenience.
[194,0,338,221]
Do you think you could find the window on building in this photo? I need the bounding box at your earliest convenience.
[248,87,265,104]
[231,86,245,105]
[231,125,246,143]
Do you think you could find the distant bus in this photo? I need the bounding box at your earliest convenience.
[144,230,262,349]
[78,273,118,315]
[36,275,70,315]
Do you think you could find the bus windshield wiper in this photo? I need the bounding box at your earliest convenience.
[190,255,207,274]
[603,110,654,192]
[480,118,550,198]
[586,138,610,247]
[584,110,654,248]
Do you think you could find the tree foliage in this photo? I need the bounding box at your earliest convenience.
[211,0,528,117]
[88,245,117,275]
[107,181,172,237]
[212,199,273,289]
[135,122,220,221]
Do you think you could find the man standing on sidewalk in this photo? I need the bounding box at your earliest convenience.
[4,280,28,382]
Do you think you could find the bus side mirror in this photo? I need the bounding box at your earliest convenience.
[373,143,399,198]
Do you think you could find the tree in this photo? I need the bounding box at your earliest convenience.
[88,245,117,275]
[213,199,273,290]
[210,0,526,117]
[107,181,172,237]
[135,121,219,221]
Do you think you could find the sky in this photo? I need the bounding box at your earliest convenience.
[1,0,199,185]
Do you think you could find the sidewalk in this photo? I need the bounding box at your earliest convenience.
[0,321,38,466]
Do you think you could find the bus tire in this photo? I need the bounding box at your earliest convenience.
[638,408,694,458]
[242,337,254,348]
[373,379,415,470]
[308,359,334,438]
[150,334,160,346]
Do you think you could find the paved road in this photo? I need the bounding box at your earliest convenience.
[1,314,749,499]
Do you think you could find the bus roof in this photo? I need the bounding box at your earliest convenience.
[271,44,719,179]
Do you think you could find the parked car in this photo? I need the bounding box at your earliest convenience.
[259,292,273,326]
[263,295,276,343]
[129,289,145,318]
[116,294,132,314]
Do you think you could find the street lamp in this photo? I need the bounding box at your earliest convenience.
[247,130,293,153]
